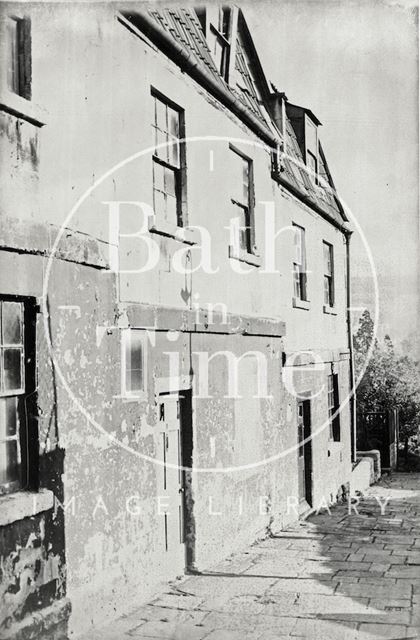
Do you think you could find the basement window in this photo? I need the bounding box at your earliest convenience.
[0,297,36,495]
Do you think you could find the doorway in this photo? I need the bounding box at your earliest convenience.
[157,390,195,574]
[297,399,312,507]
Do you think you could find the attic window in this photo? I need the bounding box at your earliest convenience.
[208,8,231,81]
[305,118,318,184]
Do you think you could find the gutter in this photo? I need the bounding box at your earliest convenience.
[119,10,279,148]
[274,172,351,235]
[120,10,352,237]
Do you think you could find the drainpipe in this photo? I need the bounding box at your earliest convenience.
[345,228,357,464]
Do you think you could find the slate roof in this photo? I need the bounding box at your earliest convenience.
[133,7,346,226]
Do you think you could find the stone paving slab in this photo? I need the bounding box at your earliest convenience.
[78,473,420,639]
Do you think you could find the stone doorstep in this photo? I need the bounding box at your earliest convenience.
[0,599,71,640]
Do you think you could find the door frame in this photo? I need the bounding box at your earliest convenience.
[297,398,313,508]
[157,384,195,573]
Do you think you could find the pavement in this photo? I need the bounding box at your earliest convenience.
[81,473,420,640]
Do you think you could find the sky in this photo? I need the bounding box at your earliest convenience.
[245,0,419,351]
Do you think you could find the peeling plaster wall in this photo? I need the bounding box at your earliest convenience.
[0,3,352,638]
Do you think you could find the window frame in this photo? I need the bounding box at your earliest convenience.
[208,8,231,81]
[0,295,37,496]
[151,88,187,229]
[305,116,318,184]
[327,372,340,442]
[5,14,31,101]
[228,143,257,262]
[0,12,45,126]
[292,223,308,302]
[323,241,335,308]
[121,329,147,399]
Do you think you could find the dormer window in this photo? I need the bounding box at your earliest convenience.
[305,117,318,184]
[208,8,231,81]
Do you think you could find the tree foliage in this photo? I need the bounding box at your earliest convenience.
[353,309,420,442]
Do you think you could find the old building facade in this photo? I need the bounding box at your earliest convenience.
[0,4,354,639]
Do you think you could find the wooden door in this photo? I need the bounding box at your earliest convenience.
[157,393,185,574]
[297,399,312,506]
[297,401,306,502]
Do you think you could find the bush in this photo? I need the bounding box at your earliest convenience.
[353,310,420,445]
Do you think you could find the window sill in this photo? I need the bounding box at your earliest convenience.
[323,305,337,316]
[292,297,311,311]
[0,88,47,127]
[148,216,198,245]
[0,488,54,527]
[228,245,261,267]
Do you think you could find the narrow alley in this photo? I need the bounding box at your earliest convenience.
[82,473,420,640]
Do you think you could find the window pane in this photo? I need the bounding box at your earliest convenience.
[6,18,19,95]
[153,161,165,192]
[0,439,19,485]
[323,243,332,275]
[125,331,143,394]
[168,107,179,138]
[294,227,304,265]
[164,166,176,197]
[154,129,167,160]
[3,348,23,392]
[166,194,178,224]
[231,151,249,205]
[242,160,249,199]
[324,277,330,305]
[155,98,167,131]
[0,397,18,439]
[2,301,23,345]
[168,136,180,168]
[153,189,166,218]
[293,265,301,299]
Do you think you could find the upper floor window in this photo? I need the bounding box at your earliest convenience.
[6,15,31,100]
[230,144,255,256]
[0,297,36,494]
[152,90,186,227]
[209,8,231,81]
[327,373,340,441]
[293,224,307,301]
[323,241,334,307]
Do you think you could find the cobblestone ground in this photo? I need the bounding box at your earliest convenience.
[83,473,420,640]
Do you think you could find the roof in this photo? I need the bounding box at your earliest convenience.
[122,6,347,229]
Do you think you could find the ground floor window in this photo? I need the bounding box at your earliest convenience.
[0,297,36,494]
